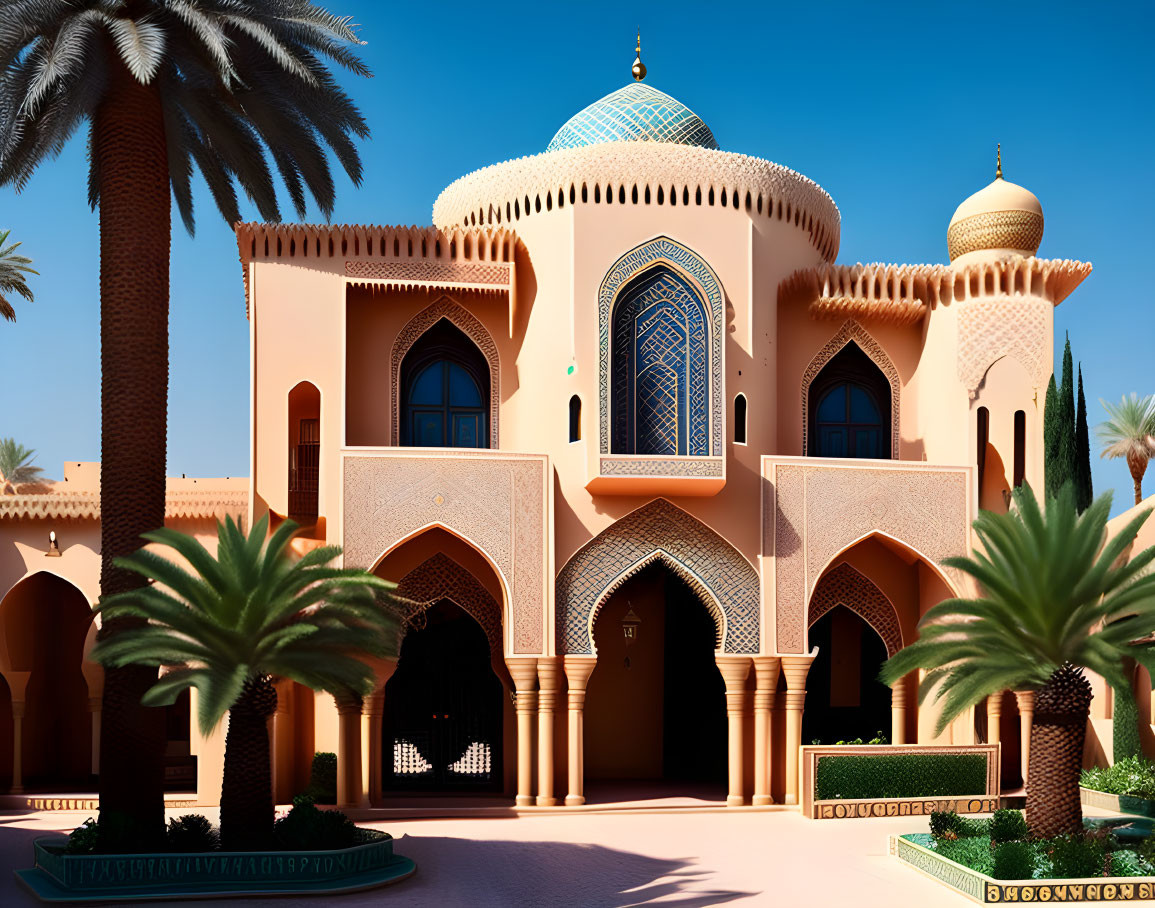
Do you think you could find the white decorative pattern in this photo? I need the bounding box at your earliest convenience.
[598,457,724,477]
[342,452,547,654]
[956,296,1051,398]
[800,320,901,458]
[347,260,511,286]
[390,297,501,446]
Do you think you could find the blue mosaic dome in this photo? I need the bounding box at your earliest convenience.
[546,82,719,152]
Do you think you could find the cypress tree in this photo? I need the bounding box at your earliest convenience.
[1043,375,1060,499]
[1075,364,1093,513]
[1055,335,1077,495]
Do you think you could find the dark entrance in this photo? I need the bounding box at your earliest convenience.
[381,600,502,792]
[802,606,891,745]
[586,563,727,795]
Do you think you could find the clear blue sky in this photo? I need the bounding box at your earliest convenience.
[1,0,1151,514]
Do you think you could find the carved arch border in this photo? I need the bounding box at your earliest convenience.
[806,562,903,657]
[598,236,725,455]
[800,319,901,458]
[390,297,500,446]
[556,498,759,655]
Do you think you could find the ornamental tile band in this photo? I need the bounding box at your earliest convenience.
[807,562,903,657]
[947,208,1045,261]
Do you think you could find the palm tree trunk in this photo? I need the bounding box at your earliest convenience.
[1129,454,1146,506]
[93,54,170,852]
[1025,664,1093,838]
[220,676,278,851]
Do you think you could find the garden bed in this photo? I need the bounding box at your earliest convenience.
[15,830,416,902]
[1080,757,1155,819]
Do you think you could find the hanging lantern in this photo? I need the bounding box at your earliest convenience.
[622,604,642,643]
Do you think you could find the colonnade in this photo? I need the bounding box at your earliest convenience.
[986,689,1036,784]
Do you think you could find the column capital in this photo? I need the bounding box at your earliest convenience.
[506,657,539,692]
[536,656,561,690]
[987,692,1004,718]
[781,652,816,691]
[714,654,752,691]
[563,656,597,690]
[785,690,807,710]
[753,656,781,690]
[890,678,908,708]
[1014,689,1036,713]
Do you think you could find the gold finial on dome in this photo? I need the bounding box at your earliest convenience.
[996,143,1003,180]
[632,30,646,81]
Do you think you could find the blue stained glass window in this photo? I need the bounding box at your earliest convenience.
[611,266,710,456]
[808,342,891,460]
[817,386,846,422]
[400,319,490,449]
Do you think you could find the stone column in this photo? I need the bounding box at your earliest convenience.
[781,654,816,806]
[361,660,396,808]
[986,691,1002,745]
[536,657,560,806]
[1014,689,1035,786]
[752,657,780,806]
[11,701,24,794]
[88,697,101,776]
[563,657,596,806]
[890,674,908,745]
[335,695,363,808]
[716,655,751,806]
[507,658,538,808]
[271,680,293,805]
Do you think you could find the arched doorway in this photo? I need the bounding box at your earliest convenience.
[803,606,891,745]
[382,600,503,792]
[0,573,93,790]
[584,562,727,799]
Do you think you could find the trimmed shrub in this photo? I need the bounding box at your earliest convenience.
[1081,756,1155,800]
[65,818,99,855]
[273,795,356,851]
[815,753,988,800]
[1047,833,1107,879]
[167,814,219,852]
[992,841,1036,880]
[929,811,987,839]
[1111,847,1154,877]
[936,836,994,876]
[989,808,1029,845]
[1113,684,1143,762]
[304,751,338,804]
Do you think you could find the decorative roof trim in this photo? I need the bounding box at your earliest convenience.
[432,142,841,262]
[234,222,518,318]
[778,257,1092,321]
[0,489,249,521]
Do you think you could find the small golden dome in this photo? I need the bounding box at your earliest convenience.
[632,31,646,82]
[947,146,1044,264]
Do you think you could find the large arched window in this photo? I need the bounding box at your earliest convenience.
[807,342,891,459]
[400,320,489,448]
[611,266,710,456]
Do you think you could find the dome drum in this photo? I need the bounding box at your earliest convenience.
[947,209,1045,262]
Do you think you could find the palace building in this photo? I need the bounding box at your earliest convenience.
[0,41,1109,810]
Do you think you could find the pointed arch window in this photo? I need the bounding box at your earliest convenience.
[807,342,891,459]
[400,320,489,448]
[611,266,710,456]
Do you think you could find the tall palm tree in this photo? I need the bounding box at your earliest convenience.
[1,2,370,849]
[91,515,400,850]
[1097,393,1155,506]
[880,484,1155,838]
[0,437,44,493]
[0,229,36,321]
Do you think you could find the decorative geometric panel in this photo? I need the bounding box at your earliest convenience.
[801,320,901,458]
[342,451,547,654]
[947,209,1044,262]
[599,237,724,456]
[396,553,504,662]
[556,498,759,655]
[807,563,903,657]
[956,296,1050,399]
[546,82,719,152]
[390,297,500,446]
[611,267,709,455]
[764,460,970,654]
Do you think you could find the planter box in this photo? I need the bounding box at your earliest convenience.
[1081,786,1155,819]
[15,832,416,902]
[892,833,1155,903]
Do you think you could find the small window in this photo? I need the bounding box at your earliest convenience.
[734,394,747,444]
[976,407,989,491]
[1013,410,1026,488]
[569,395,581,443]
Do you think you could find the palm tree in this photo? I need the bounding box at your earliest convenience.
[880,484,1155,838]
[1097,393,1155,506]
[1,2,370,849]
[0,229,37,321]
[91,515,400,851]
[0,437,44,493]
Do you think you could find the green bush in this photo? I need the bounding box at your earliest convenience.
[65,818,99,855]
[992,841,1037,880]
[989,809,1029,844]
[304,751,338,804]
[166,814,219,852]
[936,836,994,875]
[1108,848,1152,877]
[273,795,356,851]
[1047,833,1107,879]
[815,753,989,800]
[1081,756,1155,799]
[930,810,987,839]
[1113,684,1143,762]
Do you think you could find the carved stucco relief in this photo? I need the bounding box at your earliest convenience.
[556,498,759,655]
[956,296,1050,398]
[389,297,501,446]
[342,452,546,654]
[807,562,903,657]
[396,552,505,661]
[766,462,969,654]
[800,319,901,458]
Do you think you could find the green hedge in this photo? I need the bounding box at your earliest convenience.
[814,753,989,800]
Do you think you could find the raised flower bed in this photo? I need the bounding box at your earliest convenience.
[1081,757,1155,819]
[16,830,416,903]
